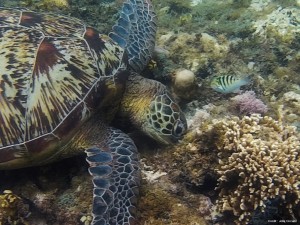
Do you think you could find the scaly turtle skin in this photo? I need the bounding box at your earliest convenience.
[0,1,187,224]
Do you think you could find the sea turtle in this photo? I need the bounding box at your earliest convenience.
[0,0,187,224]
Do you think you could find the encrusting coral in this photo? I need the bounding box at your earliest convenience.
[0,190,30,225]
[214,114,300,224]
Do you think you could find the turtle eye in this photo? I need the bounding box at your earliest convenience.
[172,119,186,137]
[146,92,187,144]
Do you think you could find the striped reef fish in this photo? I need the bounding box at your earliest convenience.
[210,75,250,93]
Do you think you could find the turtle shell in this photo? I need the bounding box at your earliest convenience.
[0,8,127,168]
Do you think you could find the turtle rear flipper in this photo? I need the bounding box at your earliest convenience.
[85,127,140,225]
[109,0,157,72]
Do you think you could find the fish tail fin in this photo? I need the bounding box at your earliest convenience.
[240,74,252,85]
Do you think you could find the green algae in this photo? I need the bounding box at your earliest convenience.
[153,0,254,37]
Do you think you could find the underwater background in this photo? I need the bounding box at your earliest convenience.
[0,0,299,224]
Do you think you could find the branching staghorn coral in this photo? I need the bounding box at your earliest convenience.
[214,114,300,223]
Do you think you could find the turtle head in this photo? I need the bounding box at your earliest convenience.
[144,92,187,144]
[119,74,187,145]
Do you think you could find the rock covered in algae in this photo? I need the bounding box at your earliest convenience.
[276,91,300,129]
[137,153,212,225]
[157,31,230,73]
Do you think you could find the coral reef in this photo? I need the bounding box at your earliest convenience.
[157,32,230,73]
[197,195,214,220]
[172,132,218,186]
[0,190,30,225]
[173,111,300,224]
[253,6,300,44]
[214,114,300,224]
[0,1,299,224]
[271,91,300,129]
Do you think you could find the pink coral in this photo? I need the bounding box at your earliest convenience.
[231,91,268,114]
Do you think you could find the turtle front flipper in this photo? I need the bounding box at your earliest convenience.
[109,0,157,72]
[85,127,140,225]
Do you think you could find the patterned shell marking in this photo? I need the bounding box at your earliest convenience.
[0,8,125,156]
